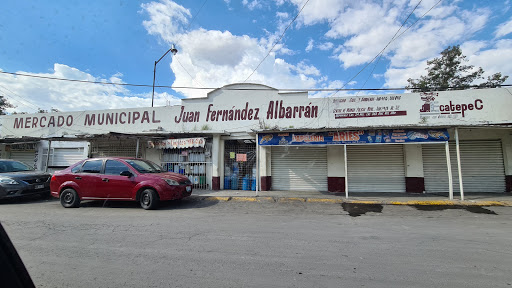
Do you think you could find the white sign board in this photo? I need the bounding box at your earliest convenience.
[0,84,510,139]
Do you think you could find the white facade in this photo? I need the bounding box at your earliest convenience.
[0,84,511,194]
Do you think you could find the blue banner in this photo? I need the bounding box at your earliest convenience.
[258,129,449,146]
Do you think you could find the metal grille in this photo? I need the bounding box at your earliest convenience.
[224,140,256,190]
[91,139,142,158]
[161,143,212,190]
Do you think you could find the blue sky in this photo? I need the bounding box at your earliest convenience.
[0,0,511,113]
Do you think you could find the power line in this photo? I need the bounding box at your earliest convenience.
[336,0,441,96]
[1,70,508,92]
[0,85,41,112]
[356,0,423,96]
[243,0,311,82]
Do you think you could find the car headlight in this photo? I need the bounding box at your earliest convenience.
[0,177,19,185]
[164,179,179,186]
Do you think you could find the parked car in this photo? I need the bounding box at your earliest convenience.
[50,157,193,210]
[0,159,51,200]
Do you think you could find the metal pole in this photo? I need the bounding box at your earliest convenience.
[445,141,453,200]
[135,138,140,158]
[151,46,177,108]
[344,144,348,199]
[455,128,464,201]
[45,140,52,172]
[151,61,157,107]
[256,134,259,196]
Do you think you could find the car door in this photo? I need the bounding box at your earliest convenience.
[75,159,103,198]
[97,160,138,199]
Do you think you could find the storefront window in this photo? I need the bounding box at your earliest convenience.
[224,140,256,190]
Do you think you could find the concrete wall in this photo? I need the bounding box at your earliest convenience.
[211,134,221,190]
[404,144,424,193]
[259,145,272,191]
[327,146,345,193]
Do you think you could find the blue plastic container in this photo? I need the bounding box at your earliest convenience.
[231,174,239,190]
[224,176,231,190]
[242,175,249,191]
[251,177,256,191]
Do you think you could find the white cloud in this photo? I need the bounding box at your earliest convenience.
[495,17,512,38]
[242,0,262,10]
[283,0,496,90]
[317,42,333,51]
[466,39,512,84]
[460,41,488,57]
[305,39,314,52]
[140,0,191,43]
[141,0,335,98]
[295,61,320,76]
[0,64,182,114]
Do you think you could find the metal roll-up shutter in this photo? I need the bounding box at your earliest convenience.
[52,148,86,166]
[347,144,405,192]
[271,146,327,191]
[423,140,506,193]
[91,139,142,158]
[9,151,36,167]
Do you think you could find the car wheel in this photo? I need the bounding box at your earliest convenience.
[60,188,80,208]
[140,189,159,210]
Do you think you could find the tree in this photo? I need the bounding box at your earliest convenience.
[0,96,14,115]
[406,45,508,92]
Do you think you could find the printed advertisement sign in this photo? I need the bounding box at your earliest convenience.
[148,138,206,149]
[258,129,449,146]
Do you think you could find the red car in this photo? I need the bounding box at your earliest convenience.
[50,157,192,210]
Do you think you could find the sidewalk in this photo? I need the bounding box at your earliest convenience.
[191,189,512,206]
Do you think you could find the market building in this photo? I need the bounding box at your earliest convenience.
[0,83,511,198]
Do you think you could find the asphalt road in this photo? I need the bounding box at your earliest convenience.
[1,196,511,288]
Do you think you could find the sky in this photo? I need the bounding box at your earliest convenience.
[0,0,511,114]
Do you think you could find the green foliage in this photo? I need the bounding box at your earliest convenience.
[406,45,508,92]
[0,96,14,115]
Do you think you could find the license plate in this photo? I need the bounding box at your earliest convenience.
[186,186,191,192]
[35,184,44,189]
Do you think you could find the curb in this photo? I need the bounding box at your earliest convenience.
[192,196,512,207]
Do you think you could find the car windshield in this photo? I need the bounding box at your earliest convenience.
[124,159,162,174]
[0,160,33,173]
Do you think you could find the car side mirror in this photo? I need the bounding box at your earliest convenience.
[120,171,133,177]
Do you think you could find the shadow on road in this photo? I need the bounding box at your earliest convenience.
[79,196,219,210]
[410,205,498,215]
[341,203,384,217]
[0,195,54,205]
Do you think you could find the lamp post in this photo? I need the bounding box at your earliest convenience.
[152,44,178,107]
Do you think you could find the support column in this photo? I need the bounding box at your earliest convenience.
[327,145,345,192]
[404,144,424,193]
[502,135,512,193]
[212,134,221,190]
[259,146,272,191]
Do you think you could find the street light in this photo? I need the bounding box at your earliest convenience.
[152,44,178,107]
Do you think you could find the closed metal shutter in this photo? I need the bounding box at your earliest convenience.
[9,151,36,167]
[271,146,327,191]
[42,148,86,168]
[347,144,406,192]
[423,140,506,193]
[91,139,142,158]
